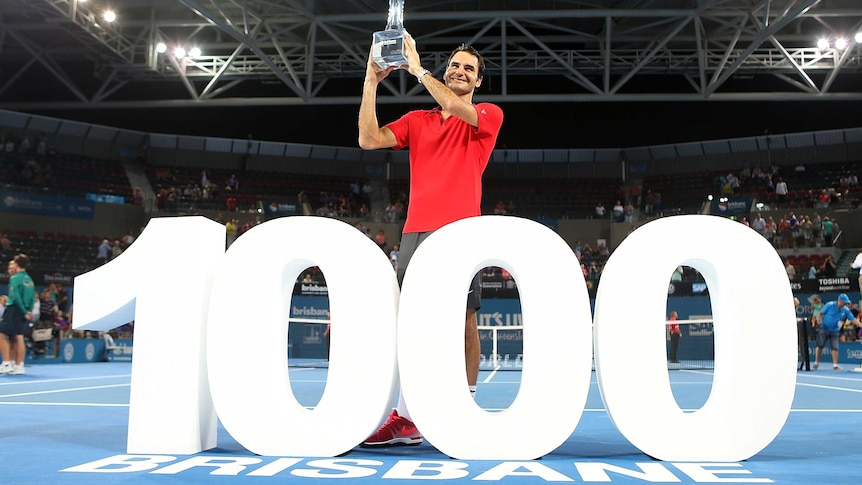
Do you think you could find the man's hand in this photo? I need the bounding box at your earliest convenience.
[366,46,397,84]
[402,32,425,77]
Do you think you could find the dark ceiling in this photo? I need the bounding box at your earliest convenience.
[2,0,862,148]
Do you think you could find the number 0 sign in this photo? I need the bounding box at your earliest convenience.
[72,215,797,462]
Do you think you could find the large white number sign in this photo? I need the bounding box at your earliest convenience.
[206,217,400,457]
[74,216,224,454]
[594,215,797,462]
[397,216,593,460]
[73,214,796,461]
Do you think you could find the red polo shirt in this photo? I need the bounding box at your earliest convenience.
[386,103,503,233]
[668,315,680,335]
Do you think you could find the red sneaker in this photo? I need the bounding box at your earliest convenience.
[361,410,423,447]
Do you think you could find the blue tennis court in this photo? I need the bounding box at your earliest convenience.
[0,361,860,484]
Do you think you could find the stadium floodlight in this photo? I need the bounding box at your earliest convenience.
[189,47,202,58]
[856,32,862,44]
[835,38,848,50]
[103,10,116,23]
[156,42,167,54]
[174,47,186,59]
[817,38,830,50]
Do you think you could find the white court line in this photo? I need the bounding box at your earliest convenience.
[476,380,716,385]
[796,382,862,393]
[689,368,862,382]
[797,374,862,382]
[0,374,131,387]
[0,401,128,407]
[480,407,862,413]
[790,409,862,412]
[481,408,613,413]
[483,367,500,383]
[680,370,714,376]
[0,383,130,399]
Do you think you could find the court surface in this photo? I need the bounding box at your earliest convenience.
[0,361,860,484]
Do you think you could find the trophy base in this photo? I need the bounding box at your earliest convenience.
[373,30,409,69]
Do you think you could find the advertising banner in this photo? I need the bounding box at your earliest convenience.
[0,189,95,219]
[265,201,299,215]
[712,197,751,215]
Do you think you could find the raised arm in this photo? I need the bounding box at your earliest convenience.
[402,33,480,127]
[358,47,399,150]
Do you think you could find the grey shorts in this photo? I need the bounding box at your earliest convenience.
[398,231,482,310]
[815,328,840,350]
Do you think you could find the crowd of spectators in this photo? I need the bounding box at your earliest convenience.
[737,210,848,282]
[840,303,862,342]
[148,165,368,218]
[572,240,611,285]
[721,163,859,209]
[312,187,370,219]
[152,168,242,213]
[1,131,134,202]
[3,130,862,292]
[383,184,410,222]
[30,282,73,357]
[492,200,517,216]
[218,213,262,248]
[744,211,839,250]
[4,127,861,227]
[2,131,54,188]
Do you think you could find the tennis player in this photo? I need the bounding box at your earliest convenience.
[358,33,503,446]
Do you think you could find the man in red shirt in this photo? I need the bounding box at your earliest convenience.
[359,33,503,447]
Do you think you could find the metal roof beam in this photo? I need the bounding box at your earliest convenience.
[705,0,822,96]
[611,16,692,94]
[200,21,263,98]
[766,37,819,93]
[5,28,90,103]
[508,18,603,95]
[177,0,308,99]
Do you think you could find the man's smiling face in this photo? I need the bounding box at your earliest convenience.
[445,51,482,95]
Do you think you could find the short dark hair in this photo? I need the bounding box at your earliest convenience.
[448,43,485,78]
[14,253,29,270]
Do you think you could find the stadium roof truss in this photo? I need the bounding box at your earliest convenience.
[1,0,862,110]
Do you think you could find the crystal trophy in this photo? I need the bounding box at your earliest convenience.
[372,0,409,69]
